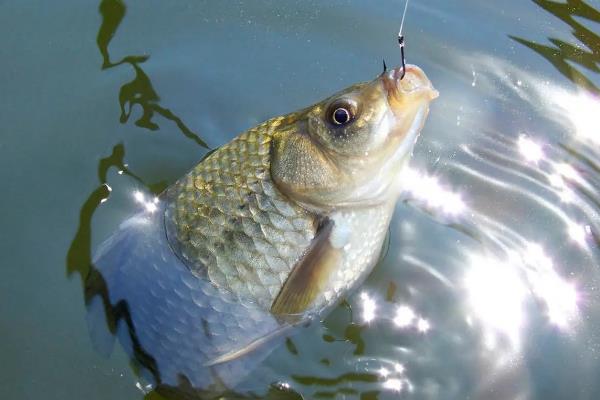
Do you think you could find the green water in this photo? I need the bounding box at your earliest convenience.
[2,0,600,399]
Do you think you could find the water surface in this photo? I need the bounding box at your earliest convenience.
[1,0,600,399]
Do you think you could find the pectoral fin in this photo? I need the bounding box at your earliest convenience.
[271,218,341,315]
[204,322,299,366]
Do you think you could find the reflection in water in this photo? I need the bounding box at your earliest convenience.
[98,0,208,148]
[66,145,169,397]
[66,143,166,283]
[70,0,202,301]
[510,0,600,95]
[67,0,600,399]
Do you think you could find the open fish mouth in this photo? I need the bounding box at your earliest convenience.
[383,64,439,103]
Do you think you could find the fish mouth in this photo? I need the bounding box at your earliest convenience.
[382,64,439,107]
[380,63,437,146]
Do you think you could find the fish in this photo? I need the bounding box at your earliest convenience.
[86,64,438,395]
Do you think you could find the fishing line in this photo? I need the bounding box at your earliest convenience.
[398,0,410,79]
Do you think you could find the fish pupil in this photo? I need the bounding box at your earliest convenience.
[333,108,351,125]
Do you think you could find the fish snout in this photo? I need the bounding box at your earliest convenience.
[383,64,438,103]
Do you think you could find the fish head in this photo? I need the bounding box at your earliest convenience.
[271,64,438,210]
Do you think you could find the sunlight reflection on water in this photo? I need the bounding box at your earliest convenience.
[400,166,466,216]
[551,90,600,146]
[132,189,160,213]
[338,35,599,396]
[464,253,528,350]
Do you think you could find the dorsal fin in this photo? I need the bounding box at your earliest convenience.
[271,218,341,315]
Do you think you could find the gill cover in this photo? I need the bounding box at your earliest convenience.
[270,79,396,209]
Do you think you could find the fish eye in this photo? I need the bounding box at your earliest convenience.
[332,108,351,125]
[328,100,357,126]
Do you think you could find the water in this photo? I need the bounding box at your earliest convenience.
[1,0,600,399]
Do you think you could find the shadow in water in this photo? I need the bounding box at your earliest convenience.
[510,0,600,94]
[65,143,165,391]
[68,0,204,294]
[98,0,208,148]
[66,143,167,285]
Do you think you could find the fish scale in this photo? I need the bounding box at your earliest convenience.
[165,122,317,310]
[90,210,282,388]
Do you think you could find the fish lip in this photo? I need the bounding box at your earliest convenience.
[383,64,439,101]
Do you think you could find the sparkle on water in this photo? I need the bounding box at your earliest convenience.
[393,305,416,328]
[521,243,579,329]
[358,292,432,335]
[378,367,390,378]
[400,166,466,216]
[377,361,411,394]
[382,378,404,392]
[460,238,581,351]
[552,89,600,145]
[416,318,431,333]
[133,190,160,213]
[379,115,588,368]
[360,291,377,323]
[518,134,544,163]
[464,253,528,349]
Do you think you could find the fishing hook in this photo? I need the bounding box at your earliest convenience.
[398,35,406,80]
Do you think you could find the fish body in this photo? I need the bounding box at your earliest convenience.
[164,121,393,315]
[88,65,437,393]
